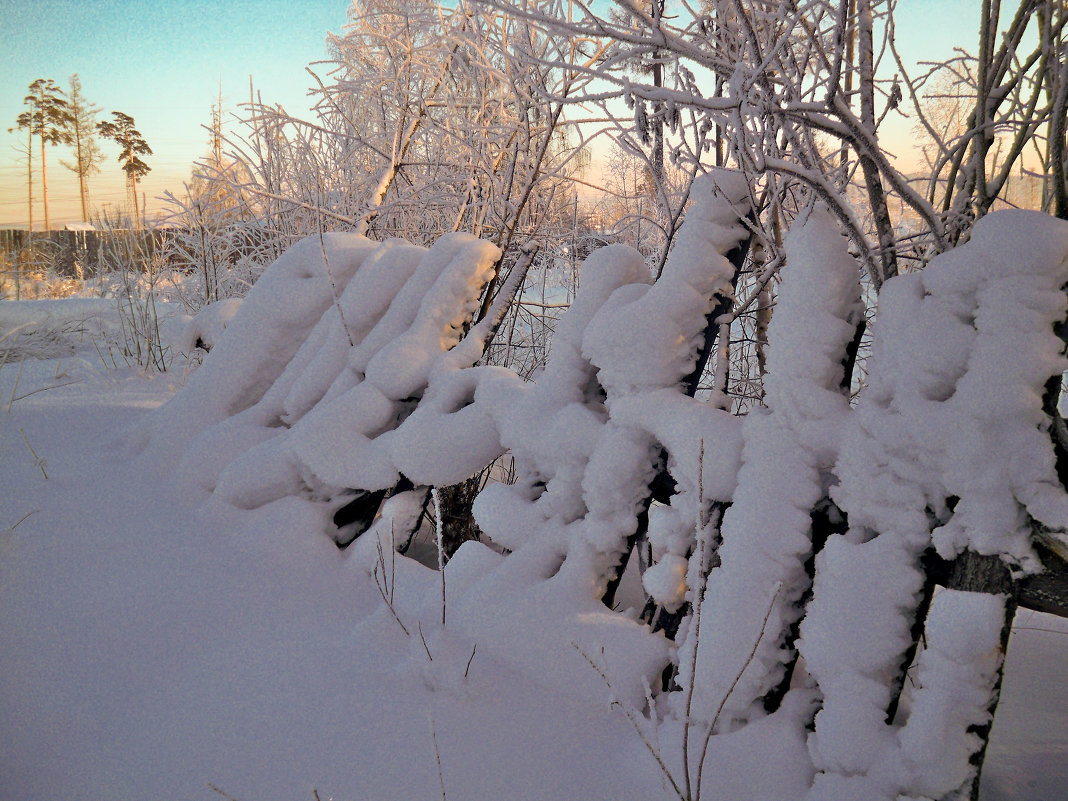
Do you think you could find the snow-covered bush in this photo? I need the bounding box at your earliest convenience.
[128,228,524,526]
[133,166,1068,800]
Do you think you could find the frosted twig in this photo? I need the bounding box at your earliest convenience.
[432,487,446,627]
[711,321,731,402]
[727,255,785,321]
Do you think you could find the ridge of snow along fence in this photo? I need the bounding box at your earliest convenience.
[131,170,1068,799]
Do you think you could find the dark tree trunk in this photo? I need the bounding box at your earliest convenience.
[942,550,1017,801]
[435,475,486,560]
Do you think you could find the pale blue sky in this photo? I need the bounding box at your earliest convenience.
[1,0,350,226]
[1,0,981,227]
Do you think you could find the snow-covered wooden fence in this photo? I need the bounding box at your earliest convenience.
[0,226,275,279]
[130,170,1068,801]
[0,228,169,277]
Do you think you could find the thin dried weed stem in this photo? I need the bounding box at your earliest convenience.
[207,784,241,801]
[7,359,24,412]
[573,642,686,801]
[19,428,47,479]
[463,643,477,679]
[315,173,354,348]
[8,509,39,530]
[693,582,782,801]
[11,379,83,403]
[418,621,434,662]
[373,525,411,637]
[682,439,709,800]
[429,711,447,801]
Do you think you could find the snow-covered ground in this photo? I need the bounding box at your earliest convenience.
[0,353,666,801]
[0,290,1066,800]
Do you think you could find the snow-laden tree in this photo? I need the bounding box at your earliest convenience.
[487,0,1067,401]
[190,0,598,260]
[160,146,262,308]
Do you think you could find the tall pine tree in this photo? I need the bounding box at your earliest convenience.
[98,111,152,226]
[17,79,72,232]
